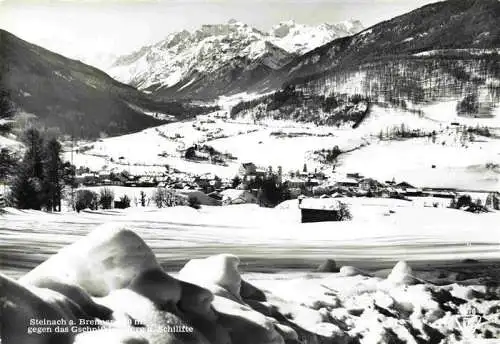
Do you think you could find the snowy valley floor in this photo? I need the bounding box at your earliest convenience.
[1,200,500,343]
[1,199,500,278]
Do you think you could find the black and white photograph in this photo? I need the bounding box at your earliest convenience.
[0,0,499,343]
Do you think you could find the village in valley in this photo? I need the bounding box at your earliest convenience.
[52,89,499,218]
[2,99,499,216]
[68,154,499,220]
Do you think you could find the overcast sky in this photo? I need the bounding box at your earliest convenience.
[0,0,440,67]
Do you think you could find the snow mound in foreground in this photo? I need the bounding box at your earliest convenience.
[20,223,162,297]
[386,260,417,285]
[2,224,288,344]
[1,223,499,344]
[179,254,242,300]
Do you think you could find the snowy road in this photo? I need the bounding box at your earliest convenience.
[1,201,500,279]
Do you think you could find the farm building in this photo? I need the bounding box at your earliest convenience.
[239,162,266,179]
[335,178,360,188]
[395,181,415,190]
[299,198,343,223]
[239,162,258,176]
[220,189,258,205]
[287,178,307,189]
[75,173,98,186]
[178,190,221,206]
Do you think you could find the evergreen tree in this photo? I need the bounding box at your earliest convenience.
[456,194,472,209]
[9,129,66,211]
[21,128,45,180]
[0,89,15,134]
[494,195,500,211]
[0,90,17,181]
[231,175,242,189]
[456,94,479,115]
[140,191,147,207]
[486,192,500,210]
[257,176,290,207]
[62,161,76,188]
[43,138,63,211]
[10,128,45,209]
[185,146,196,159]
[400,123,407,138]
[9,163,41,209]
[0,147,17,182]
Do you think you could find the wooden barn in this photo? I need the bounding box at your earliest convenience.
[299,198,342,223]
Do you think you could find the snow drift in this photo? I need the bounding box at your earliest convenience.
[1,222,499,344]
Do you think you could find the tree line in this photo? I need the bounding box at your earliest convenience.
[230,85,370,127]
[3,128,73,211]
[0,89,75,210]
[288,57,500,108]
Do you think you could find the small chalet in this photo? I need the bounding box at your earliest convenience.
[299,198,343,223]
[239,162,266,180]
[286,178,306,189]
[220,189,258,205]
[98,171,112,181]
[422,188,457,199]
[335,177,360,188]
[404,188,424,197]
[430,191,456,199]
[395,181,415,190]
[136,176,157,187]
[76,173,98,186]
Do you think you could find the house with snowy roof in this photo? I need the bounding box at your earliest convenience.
[335,177,360,188]
[395,181,415,190]
[239,162,257,176]
[220,189,258,205]
[298,198,343,223]
[239,162,266,178]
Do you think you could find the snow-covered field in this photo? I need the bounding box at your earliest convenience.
[2,200,499,278]
[64,101,500,190]
[336,137,499,189]
[336,102,500,189]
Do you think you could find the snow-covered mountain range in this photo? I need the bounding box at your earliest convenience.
[269,19,364,55]
[109,19,363,97]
